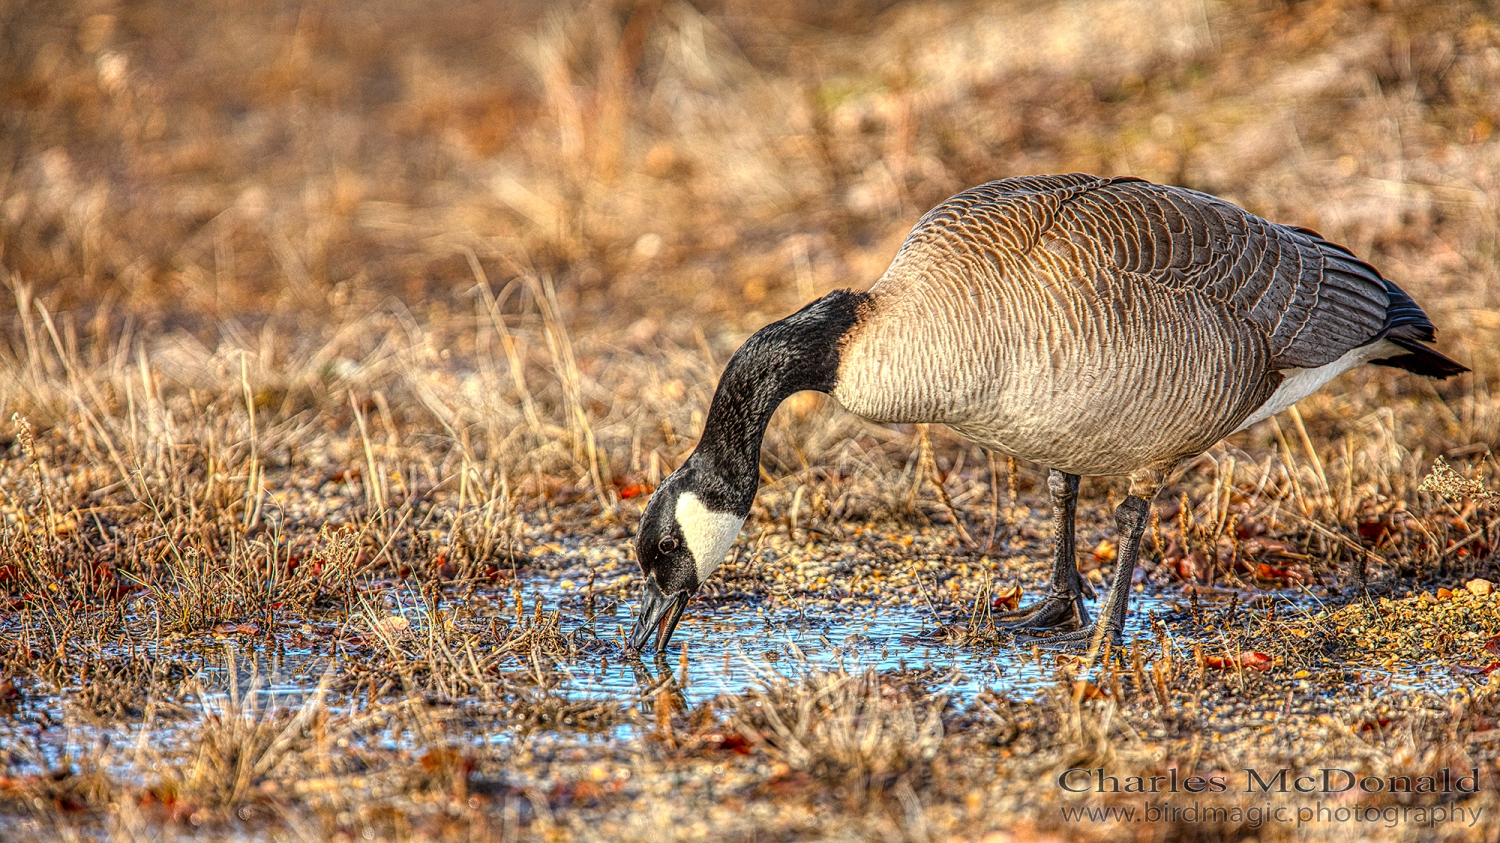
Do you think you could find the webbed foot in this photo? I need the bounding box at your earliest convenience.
[995,593,1090,631]
[1016,618,1123,650]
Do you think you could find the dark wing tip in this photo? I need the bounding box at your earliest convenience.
[1373,328,1470,379]
[1378,279,1437,340]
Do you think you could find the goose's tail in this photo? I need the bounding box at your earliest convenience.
[1369,281,1468,379]
[1371,324,1469,378]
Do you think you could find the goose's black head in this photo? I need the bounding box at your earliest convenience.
[626,289,868,654]
[627,462,746,653]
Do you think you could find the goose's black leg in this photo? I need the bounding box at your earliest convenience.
[1021,468,1162,649]
[997,469,1094,630]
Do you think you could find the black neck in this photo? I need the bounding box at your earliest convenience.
[686,289,869,515]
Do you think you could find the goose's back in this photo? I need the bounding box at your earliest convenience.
[831,175,1417,475]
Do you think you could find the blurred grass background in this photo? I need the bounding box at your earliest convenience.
[3,0,1496,347]
[0,0,1496,534]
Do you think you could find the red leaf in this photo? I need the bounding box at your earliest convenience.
[1255,563,1305,582]
[1358,519,1395,546]
[612,475,656,499]
[418,748,475,776]
[698,731,753,754]
[1073,680,1109,701]
[991,585,1022,611]
[1239,651,1274,670]
[1205,651,1273,671]
[1091,539,1116,564]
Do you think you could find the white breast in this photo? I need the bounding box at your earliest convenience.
[1232,340,1400,434]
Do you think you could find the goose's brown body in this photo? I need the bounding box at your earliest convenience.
[832,174,1454,479]
[628,173,1466,653]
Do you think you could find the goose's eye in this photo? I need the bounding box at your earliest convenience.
[658,536,680,555]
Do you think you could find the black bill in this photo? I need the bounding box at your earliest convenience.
[628,578,690,653]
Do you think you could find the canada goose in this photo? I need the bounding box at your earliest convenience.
[627,173,1467,653]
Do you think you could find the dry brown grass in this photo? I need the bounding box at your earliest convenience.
[724,668,947,799]
[2,0,1500,839]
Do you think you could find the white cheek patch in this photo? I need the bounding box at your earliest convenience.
[675,492,745,583]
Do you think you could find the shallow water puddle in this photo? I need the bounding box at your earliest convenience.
[1,572,1467,770]
[515,571,1199,706]
[506,569,1469,708]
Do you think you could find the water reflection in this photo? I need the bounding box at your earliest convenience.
[1,568,1464,767]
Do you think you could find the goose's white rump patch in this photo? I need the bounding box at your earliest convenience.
[675,492,745,583]
[1233,340,1401,433]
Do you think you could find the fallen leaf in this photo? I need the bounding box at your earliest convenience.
[1236,518,1266,539]
[418,748,475,775]
[1357,519,1396,546]
[1242,538,1312,560]
[212,621,259,636]
[1173,552,1206,582]
[372,615,411,635]
[1092,539,1116,564]
[1072,680,1109,701]
[697,732,753,754]
[1238,651,1274,670]
[431,550,456,580]
[555,779,606,806]
[1255,563,1306,583]
[1204,651,1273,671]
[991,585,1022,611]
